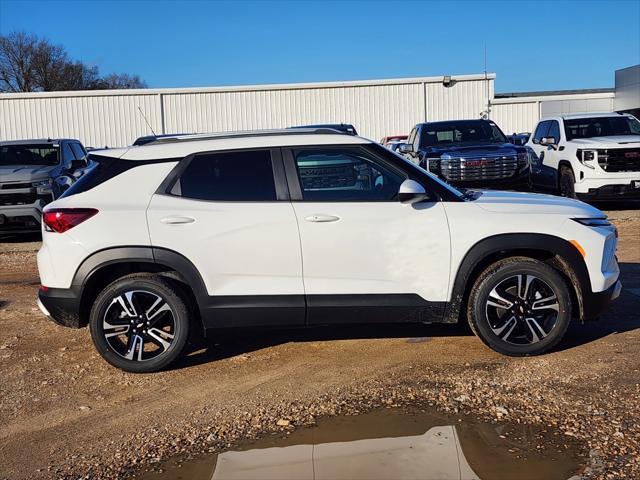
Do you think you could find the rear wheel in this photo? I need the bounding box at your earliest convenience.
[467,257,572,356]
[558,165,576,198]
[89,274,190,373]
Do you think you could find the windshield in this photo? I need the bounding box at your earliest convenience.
[0,144,59,166]
[564,116,640,140]
[421,121,507,147]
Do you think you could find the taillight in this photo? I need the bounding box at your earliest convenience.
[42,208,98,233]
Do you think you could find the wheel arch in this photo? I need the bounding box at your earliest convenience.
[444,233,590,324]
[73,246,208,330]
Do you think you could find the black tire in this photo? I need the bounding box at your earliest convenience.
[89,274,191,373]
[467,257,572,357]
[558,165,576,198]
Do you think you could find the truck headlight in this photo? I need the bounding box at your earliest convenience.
[425,158,440,172]
[517,152,529,168]
[32,179,53,195]
[576,149,597,169]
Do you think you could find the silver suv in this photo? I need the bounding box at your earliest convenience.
[0,139,90,233]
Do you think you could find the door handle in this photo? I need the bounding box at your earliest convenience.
[160,216,195,225]
[304,215,340,223]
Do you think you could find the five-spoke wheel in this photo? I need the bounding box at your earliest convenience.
[468,257,572,356]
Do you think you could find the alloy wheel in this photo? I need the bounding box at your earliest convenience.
[102,290,176,361]
[485,274,560,345]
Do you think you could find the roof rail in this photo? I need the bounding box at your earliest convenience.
[148,128,350,145]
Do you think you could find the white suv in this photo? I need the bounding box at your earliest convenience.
[37,129,621,372]
[528,112,640,199]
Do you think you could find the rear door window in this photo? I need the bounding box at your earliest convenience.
[176,150,277,201]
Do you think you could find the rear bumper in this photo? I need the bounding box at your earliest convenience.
[582,280,622,321]
[37,286,83,328]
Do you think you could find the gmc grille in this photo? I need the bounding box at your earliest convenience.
[440,155,518,181]
[598,148,640,172]
[0,192,38,205]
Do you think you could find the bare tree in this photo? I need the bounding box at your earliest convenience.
[0,31,146,93]
[0,31,38,92]
[93,73,147,90]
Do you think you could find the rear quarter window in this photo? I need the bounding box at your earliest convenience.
[60,154,179,199]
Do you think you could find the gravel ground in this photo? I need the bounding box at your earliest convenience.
[0,210,638,480]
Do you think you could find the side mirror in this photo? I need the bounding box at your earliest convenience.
[540,137,557,149]
[398,179,431,204]
[398,143,414,154]
[70,159,86,170]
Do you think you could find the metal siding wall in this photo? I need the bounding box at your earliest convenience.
[0,77,494,146]
[424,79,492,122]
[540,98,614,116]
[491,102,540,134]
[162,83,425,142]
[0,94,161,147]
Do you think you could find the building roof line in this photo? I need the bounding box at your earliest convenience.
[495,88,614,98]
[0,73,496,100]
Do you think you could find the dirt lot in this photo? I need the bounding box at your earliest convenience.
[1,208,639,480]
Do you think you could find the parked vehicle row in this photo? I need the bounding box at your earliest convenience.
[0,138,91,233]
[36,127,621,372]
[382,112,640,200]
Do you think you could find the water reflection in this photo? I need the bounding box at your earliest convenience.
[141,409,582,480]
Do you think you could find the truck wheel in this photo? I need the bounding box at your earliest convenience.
[558,166,576,198]
[467,257,572,357]
[89,274,191,373]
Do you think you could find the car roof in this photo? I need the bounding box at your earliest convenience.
[0,138,76,146]
[549,112,633,120]
[418,119,491,127]
[100,129,371,161]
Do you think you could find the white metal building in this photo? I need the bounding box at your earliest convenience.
[491,88,615,134]
[0,74,495,148]
[0,67,635,148]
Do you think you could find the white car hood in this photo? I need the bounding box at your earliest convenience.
[571,135,640,147]
[471,190,604,216]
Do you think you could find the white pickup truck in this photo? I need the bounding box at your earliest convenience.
[527,112,640,199]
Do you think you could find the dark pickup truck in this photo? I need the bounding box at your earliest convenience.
[400,119,531,189]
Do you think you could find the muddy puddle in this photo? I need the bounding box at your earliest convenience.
[140,407,584,480]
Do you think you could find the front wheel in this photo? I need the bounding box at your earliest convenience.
[89,274,191,373]
[467,257,572,356]
[558,165,576,198]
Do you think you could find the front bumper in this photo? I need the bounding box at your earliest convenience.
[37,286,83,328]
[0,198,49,232]
[437,169,531,191]
[582,280,622,321]
[577,182,640,200]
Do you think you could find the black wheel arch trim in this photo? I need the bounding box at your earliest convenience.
[70,246,210,329]
[444,233,594,323]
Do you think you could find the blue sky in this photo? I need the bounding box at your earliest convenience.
[1,0,639,93]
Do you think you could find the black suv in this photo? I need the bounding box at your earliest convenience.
[401,120,531,189]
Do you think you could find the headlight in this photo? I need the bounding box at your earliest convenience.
[517,152,529,168]
[32,179,52,194]
[425,158,440,172]
[572,217,612,228]
[576,149,597,169]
